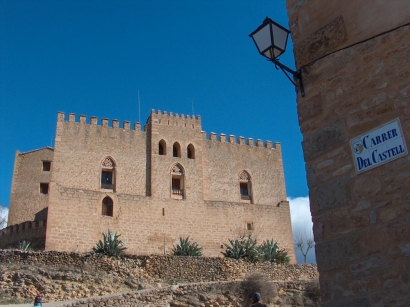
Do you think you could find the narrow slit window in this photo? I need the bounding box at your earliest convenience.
[40,183,49,195]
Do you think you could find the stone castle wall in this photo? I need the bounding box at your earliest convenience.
[8,148,54,226]
[286,0,410,305]
[32,111,296,261]
[202,136,286,205]
[0,220,47,249]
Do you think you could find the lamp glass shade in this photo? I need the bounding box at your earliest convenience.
[250,23,272,54]
[249,17,290,60]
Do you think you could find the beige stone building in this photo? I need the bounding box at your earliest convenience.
[286,0,410,305]
[3,110,295,261]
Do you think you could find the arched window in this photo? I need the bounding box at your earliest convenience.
[187,144,195,159]
[171,163,184,199]
[101,157,116,191]
[239,170,252,203]
[102,196,113,217]
[159,139,166,155]
[173,142,181,157]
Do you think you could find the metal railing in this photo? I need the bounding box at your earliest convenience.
[101,183,114,190]
[172,188,184,196]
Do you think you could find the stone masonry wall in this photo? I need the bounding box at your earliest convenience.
[148,110,204,202]
[0,220,46,249]
[202,137,286,205]
[8,147,54,226]
[0,251,317,282]
[286,0,410,306]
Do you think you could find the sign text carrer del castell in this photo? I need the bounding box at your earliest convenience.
[351,119,408,173]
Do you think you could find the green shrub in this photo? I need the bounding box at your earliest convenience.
[259,239,290,264]
[171,237,202,256]
[18,240,31,251]
[222,236,289,264]
[221,235,261,263]
[92,230,127,257]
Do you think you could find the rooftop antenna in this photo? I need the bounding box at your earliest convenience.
[192,99,195,117]
[138,90,141,124]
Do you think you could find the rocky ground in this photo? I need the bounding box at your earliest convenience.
[0,260,155,305]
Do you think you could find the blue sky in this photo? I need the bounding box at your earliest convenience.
[0,1,314,263]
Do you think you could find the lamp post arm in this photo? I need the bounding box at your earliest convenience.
[271,58,305,97]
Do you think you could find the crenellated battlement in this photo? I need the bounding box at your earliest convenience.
[201,131,280,150]
[149,109,201,129]
[57,112,142,131]
[0,220,47,249]
[0,220,47,236]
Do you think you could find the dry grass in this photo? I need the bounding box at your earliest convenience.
[305,278,321,303]
[240,272,277,306]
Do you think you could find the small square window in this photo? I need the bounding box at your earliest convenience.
[40,183,49,195]
[247,223,254,230]
[42,161,51,171]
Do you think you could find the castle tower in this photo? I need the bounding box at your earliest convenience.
[146,110,204,202]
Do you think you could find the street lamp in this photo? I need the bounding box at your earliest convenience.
[249,17,305,97]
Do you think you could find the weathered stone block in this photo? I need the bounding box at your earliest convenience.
[297,94,323,123]
[316,234,361,271]
[310,176,351,213]
[294,16,348,68]
[305,163,317,188]
[302,120,346,161]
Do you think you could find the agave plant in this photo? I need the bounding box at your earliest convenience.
[92,230,127,257]
[18,240,31,251]
[259,239,290,264]
[221,235,261,263]
[171,237,202,256]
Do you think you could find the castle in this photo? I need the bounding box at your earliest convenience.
[3,110,295,261]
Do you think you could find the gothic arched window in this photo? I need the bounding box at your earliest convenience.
[173,142,181,157]
[187,144,195,159]
[101,157,116,191]
[171,163,184,199]
[239,170,252,203]
[102,196,113,216]
[159,139,166,155]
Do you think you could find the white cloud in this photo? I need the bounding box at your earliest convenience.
[0,206,8,229]
[288,196,313,232]
[287,196,316,264]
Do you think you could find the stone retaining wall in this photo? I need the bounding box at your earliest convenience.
[143,255,317,282]
[0,250,318,282]
[55,280,317,307]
